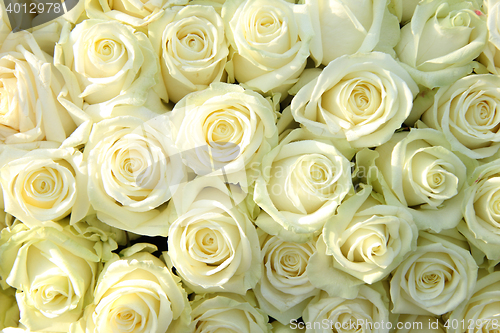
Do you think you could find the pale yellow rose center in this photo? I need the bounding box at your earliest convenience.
[182,33,205,53]
[404,147,461,207]
[104,133,166,204]
[165,16,219,64]
[450,11,471,27]
[268,151,348,216]
[276,248,307,277]
[463,95,500,133]
[411,258,455,298]
[321,75,383,126]
[84,35,128,79]
[189,226,232,265]
[262,237,315,293]
[292,154,338,196]
[94,39,122,62]
[203,108,245,147]
[110,306,143,332]
[30,268,74,317]
[37,284,69,305]
[240,4,296,55]
[22,166,74,209]
[256,13,281,37]
[339,215,402,269]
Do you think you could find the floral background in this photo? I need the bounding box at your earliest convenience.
[0,0,500,332]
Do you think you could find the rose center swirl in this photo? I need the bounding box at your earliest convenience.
[111,307,143,332]
[187,225,232,266]
[94,38,122,62]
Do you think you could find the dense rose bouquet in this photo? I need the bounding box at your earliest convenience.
[1,0,500,332]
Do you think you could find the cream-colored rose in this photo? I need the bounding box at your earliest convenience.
[148,4,228,103]
[419,74,500,159]
[395,0,487,88]
[304,0,400,66]
[302,286,390,333]
[86,0,188,27]
[166,177,261,294]
[0,221,108,332]
[368,129,471,231]
[72,244,191,333]
[253,128,353,241]
[0,147,89,228]
[54,19,159,118]
[394,315,445,333]
[478,1,500,74]
[458,158,500,260]
[190,293,272,333]
[0,31,81,148]
[0,286,19,330]
[446,270,500,333]
[84,115,186,236]
[168,83,278,187]
[390,231,477,316]
[254,231,319,324]
[291,52,418,148]
[307,185,417,298]
[222,0,313,97]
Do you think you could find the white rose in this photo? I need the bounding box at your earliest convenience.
[253,128,353,241]
[302,286,390,333]
[307,185,417,298]
[459,158,500,260]
[54,19,159,118]
[0,286,19,331]
[304,0,400,66]
[394,315,445,333]
[85,0,188,27]
[191,293,272,333]
[254,231,319,324]
[72,245,191,333]
[84,115,186,236]
[166,177,261,294]
[369,129,471,231]
[222,0,313,97]
[447,270,500,333]
[390,231,478,316]
[418,74,500,159]
[148,4,228,103]
[0,31,81,148]
[291,52,418,148]
[395,0,487,88]
[478,1,500,74]
[0,221,106,332]
[168,83,278,187]
[0,147,89,227]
